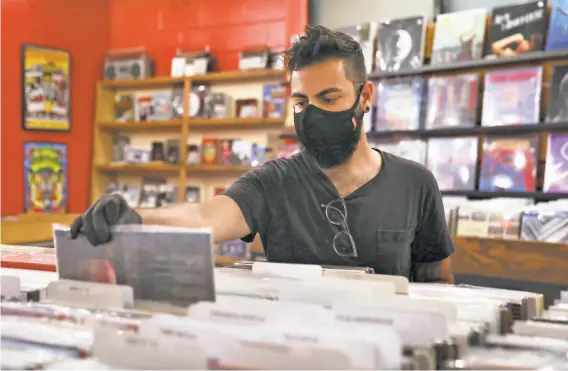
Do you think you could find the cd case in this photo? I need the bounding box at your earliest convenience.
[53,224,216,308]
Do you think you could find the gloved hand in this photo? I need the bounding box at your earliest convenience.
[70,194,142,246]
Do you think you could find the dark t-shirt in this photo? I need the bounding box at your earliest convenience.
[223,149,454,279]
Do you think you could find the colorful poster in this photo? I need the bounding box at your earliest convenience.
[22,45,71,131]
[24,142,68,213]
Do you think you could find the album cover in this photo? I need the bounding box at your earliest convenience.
[187,144,201,164]
[251,142,265,166]
[427,137,478,191]
[118,183,141,209]
[150,141,165,162]
[201,138,218,165]
[262,84,286,118]
[543,133,568,192]
[218,139,235,165]
[485,1,547,58]
[114,93,134,122]
[190,85,209,118]
[479,136,538,192]
[335,22,378,74]
[546,0,568,51]
[171,86,184,119]
[375,78,426,131]
[375,15,426,72]
[185,186,201,203]
[546,65,568,123]
[148,91,173,121]
[54,225,216,308]
[216,239,249,259]
[112,135,130,162]
[426,73,479,129]
[166,139,180,164]
[231,140,253,165]
[431,8,487,65]
[277,142,301,159]
[481,67,542,127]
[204,92,231,118]
[139,177,166,208]
[135,93,153,121]
[521,210,568,243]
[23,142,68,213]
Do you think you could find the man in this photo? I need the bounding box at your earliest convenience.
[71,25,454,283]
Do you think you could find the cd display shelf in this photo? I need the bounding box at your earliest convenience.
[91,69,287,203]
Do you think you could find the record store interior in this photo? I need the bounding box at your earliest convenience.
[2,0,568,369]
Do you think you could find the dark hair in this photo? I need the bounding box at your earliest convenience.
[284,25,367,84]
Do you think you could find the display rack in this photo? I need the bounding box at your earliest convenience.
[91,69,287,203]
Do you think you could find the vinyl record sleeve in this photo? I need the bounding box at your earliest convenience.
[375,15,426,72]
[426,73,479,129]
[375,78,426,131]
[431,8,487,65]
[481,67,542,127]
[426,137,479,191]
[546,65,568,123]
[479,135,538,192]
[546,0,568,51]
[54,225,216,308]
[485,1,547,58]
[543,133,568,192]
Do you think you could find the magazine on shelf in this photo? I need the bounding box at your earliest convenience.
[53,224,216,309]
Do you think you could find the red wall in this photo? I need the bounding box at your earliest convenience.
[1,0,307,216]
[109,0,308,74]
[1,0,111,216]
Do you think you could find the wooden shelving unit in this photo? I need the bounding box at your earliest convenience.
[91,69,287,203]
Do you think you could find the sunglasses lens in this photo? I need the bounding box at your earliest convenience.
[326,200,346,225]
[333,231,356,256]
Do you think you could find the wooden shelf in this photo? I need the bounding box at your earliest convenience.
[1,213,79,245]
[369,50,568,79]
[189,117,285,129]
[186,164,253,175]
[190,69,285,83]
[100,76,185,89]
[452,236,568,286]
[99,120,184,131]
[215,256,240,266]
[442,190,568,201]
[96,163,181,173]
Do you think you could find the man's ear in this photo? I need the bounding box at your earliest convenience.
[361,81,374,111]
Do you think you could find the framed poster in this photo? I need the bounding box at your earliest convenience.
[24,142,68,213]
[21,45,71,131]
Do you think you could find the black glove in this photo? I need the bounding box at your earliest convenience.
[70,194,142,246]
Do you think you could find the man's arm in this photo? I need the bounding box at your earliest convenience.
[138,195,251,244]
[411,171,455,284]
[138,166,271,244]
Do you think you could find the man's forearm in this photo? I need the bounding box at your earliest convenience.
[137,202,204,228]
[413,259,454,284]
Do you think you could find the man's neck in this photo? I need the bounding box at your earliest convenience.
[323,140,382,197]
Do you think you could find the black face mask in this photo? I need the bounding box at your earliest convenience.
[294,89,364,169]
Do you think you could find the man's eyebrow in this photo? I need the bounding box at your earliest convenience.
[290,88,342,99]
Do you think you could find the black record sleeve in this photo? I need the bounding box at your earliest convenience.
[485,1,547,58]
[375,15,426,72]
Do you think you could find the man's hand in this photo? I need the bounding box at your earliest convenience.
[412,257,454,284]
[70,194,142,246]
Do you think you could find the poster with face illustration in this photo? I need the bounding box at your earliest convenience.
[24,142,68,213]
